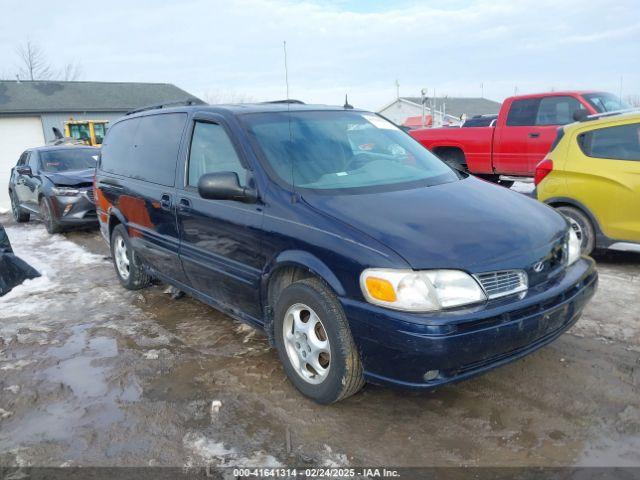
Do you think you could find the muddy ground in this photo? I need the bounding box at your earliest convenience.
[0,209,639,469]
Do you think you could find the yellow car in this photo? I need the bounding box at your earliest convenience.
[535,111,640,255]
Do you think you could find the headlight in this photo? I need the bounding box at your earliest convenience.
[360,268,486,312]
[567,225,581,266]
[52,187,80,196]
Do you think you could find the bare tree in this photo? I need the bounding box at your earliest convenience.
[16,41,54,80]
[14,41,83,81]
[61,62,82,81]
[203,89,255,104]
[624,95,640,108]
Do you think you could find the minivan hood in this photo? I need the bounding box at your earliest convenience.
[43,169,95,187]
[301,177,567,271]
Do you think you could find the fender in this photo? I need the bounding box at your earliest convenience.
[543,196,612,248]
[106,205,127,237]
[259,250,347,346]
[428,141,467,153]
[261,249,346,302]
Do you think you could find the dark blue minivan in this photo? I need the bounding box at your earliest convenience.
[95,102,597,404]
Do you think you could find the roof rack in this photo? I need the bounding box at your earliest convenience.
[125,99,200,116]
[579,107,640,122]
[261,99,305,105]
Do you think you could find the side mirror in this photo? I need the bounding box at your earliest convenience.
[573,110,590,122]
[16,166,32,176]
[198,172,257,203]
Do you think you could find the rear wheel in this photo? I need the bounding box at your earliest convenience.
[10,190,30,223]
[436,149,467,172]
[556,206,595,255]
[110,224,151,290]
[39,197,61,234]
[273,277,364,404]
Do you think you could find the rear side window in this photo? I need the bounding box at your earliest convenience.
[578,123,640,161]
[132,113,187,186]
[536,96,585,126]
[550,128,565,152]
[101,113,187,186]
[506,99,540,126]
[16,151,29,166]
[101,118,140,176]
[187,122,246,187]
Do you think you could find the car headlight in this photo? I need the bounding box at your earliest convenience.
[52,187,80,196]
[567,226,581,266]
[360,268,486,312]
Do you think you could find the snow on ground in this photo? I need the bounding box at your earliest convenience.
[0,207,8,215]
[183,432,282,468]
[0,223,129,346]
[511,180,535,195]
[0,224,105,324]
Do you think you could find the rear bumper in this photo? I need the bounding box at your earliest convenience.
[342,257,597,389]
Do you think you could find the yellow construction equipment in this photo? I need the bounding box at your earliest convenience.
[64,120,109,146]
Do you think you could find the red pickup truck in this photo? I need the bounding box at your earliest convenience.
[409,91,629,184]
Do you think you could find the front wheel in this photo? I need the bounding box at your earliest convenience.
[110,224,151,290]
[273,278,364,404]
[39,197,61,234]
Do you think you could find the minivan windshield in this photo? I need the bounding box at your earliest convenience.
[242,110,458,192]
[40,149,97,172]
[584,93,630,113]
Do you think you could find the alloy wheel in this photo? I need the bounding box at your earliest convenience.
[282,303,331,385]
[567,217,584,244]
[113,235,131,280]
[11,192,19,221]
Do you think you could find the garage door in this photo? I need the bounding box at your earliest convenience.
[0,117,45,211]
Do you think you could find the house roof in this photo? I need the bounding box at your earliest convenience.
[0,80,203,114]
[398,96,501,118]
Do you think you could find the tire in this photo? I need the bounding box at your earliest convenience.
[110,224,152,290]
[556,206,595,255]
[437,149,467,172]
[10,190,30,223]
[39,197,61,234]
[273,277,365,404]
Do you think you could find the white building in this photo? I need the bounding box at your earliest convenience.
[378,96,501,128]
[0,80,201,210]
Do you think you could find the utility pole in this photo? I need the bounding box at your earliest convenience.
[481,82,484,98]
[619,76,623,100]
[395,79,400,100]
[421,88,427,128]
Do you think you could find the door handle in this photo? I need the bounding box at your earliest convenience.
[528,132,540,138]
[178,198,192,214]
[160,194,172,210]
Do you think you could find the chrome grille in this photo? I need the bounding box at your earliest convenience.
[474,270,528,299]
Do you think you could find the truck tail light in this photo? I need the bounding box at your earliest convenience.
[534,159,553,186]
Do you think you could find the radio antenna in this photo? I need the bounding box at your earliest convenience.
[283,41,290,101]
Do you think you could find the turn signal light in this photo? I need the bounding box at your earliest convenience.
[534,159,553,186]
[365,277,397,302]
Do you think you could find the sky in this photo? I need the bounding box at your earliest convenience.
[0,0,638,110]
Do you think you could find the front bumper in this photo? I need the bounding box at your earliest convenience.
[49,192,98,227]
[342,257,598,389]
